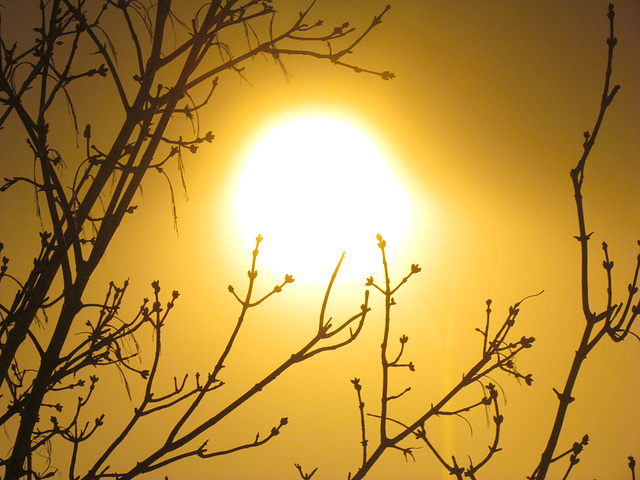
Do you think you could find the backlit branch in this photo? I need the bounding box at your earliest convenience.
[531,5,637,478]
[2,0,395,475]
[344,236,537,480]
[198,417,289,459]
[76,238,369,480]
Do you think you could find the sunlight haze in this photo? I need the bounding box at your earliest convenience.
[0,1,638,480]
[234,117,412,282]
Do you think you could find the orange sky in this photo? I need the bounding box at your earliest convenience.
[1,1,639,479]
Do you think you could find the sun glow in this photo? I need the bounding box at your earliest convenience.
[234,116,411,282]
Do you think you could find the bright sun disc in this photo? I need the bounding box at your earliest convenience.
[234,117,411,282]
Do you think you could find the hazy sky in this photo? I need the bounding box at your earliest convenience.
[2,1,640,479]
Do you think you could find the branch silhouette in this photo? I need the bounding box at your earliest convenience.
[0,2,637,480]
[530,5,638,479]
[0,1,389,478]
[294,234,538,480]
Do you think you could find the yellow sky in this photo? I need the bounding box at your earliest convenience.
[1,1,639,479]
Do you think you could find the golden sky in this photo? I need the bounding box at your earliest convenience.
[1,1,639,479]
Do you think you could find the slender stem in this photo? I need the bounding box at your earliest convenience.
[532,5,620,479]
[378,237,392,442]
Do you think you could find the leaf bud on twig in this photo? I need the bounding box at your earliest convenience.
[351,377,362,391]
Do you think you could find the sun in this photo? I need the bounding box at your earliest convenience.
[234,116,412,282]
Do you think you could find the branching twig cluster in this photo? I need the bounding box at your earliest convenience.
[530,5,638,479]
[298,5,637,480]
[296,234,538,480]
[0,1,390,478]
[1,233,369,479]
[1,2,637,480]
